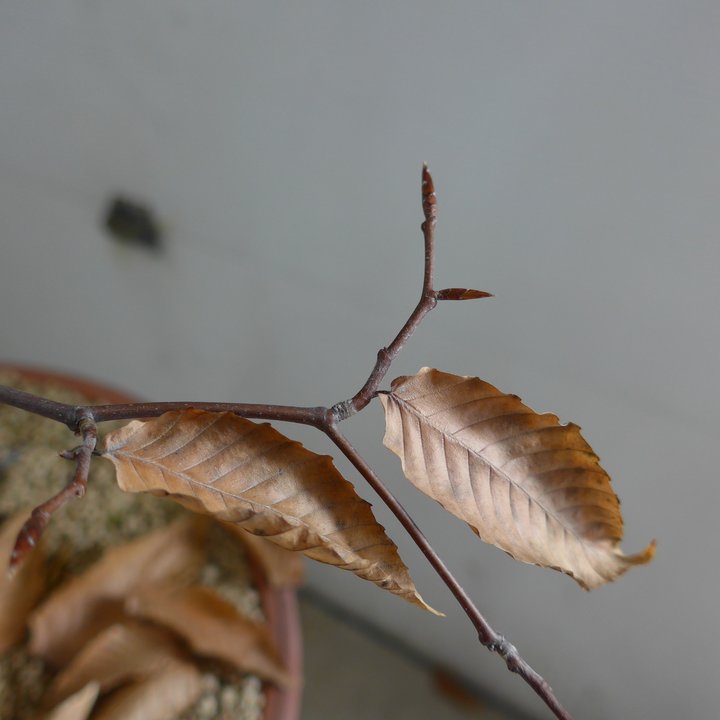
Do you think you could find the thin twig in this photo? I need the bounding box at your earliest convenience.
[0,387,326,431]
[330,164,489,421]
[332,165,438,420]
[0,385,79,427]
[323,422,572,720]
[9,410,97,574]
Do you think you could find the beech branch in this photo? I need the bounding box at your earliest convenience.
[0,387,327,431]
[331,164,490,420]
[0,165,569,719]
[8,410,97,573]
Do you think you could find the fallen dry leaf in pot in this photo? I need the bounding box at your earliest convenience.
[29,515,208,666]
[42,682,100,720]
[43,620,187,708]
[89,661,202,720]
[0,508,46,653]
[126,583,293,687]
[103,410,438,614]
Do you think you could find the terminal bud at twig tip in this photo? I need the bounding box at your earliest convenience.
[422,164,437,222]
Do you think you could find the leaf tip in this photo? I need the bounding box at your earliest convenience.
[414,592,444,617]
[628,538,657,566]
[578,539,657,590]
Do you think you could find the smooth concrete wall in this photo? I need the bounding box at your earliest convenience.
[1,3,718,718]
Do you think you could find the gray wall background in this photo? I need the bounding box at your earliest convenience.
[1,3,718,718]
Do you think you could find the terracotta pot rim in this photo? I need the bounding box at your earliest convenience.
[0,363,303,720]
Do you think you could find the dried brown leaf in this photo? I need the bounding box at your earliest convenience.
[103,410,437,613]
[223,523,304,588]
[380,368,655,590]
[90,661,202,720]
[29,516,207,666]
[0,508,46,653]
[126,584,292,687]
[44,621,186,708]
[43,682,99,720]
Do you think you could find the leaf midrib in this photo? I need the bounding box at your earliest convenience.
[116,450,381,573]
[391,393,603,579]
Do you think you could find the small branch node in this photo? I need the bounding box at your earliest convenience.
[68,405,83,432]
[491,636,521,666]
[329,399,355,423]
[77,411,97,437]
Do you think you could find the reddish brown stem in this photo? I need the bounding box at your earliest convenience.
[331,165,488,421]
[9,411,97,573]
[330,167,438,419]
[323,422,572,720]
[0,385,78,426]
[0,386,326,431]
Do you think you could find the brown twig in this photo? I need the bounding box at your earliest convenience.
[8,410,97,573]
[324,422,572,720]
[0,387,327,431]
[330,164,489,420]
[0,165,569,718]
[0,385,80,426]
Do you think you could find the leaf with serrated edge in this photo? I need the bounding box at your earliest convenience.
[29,516,207,666]
[380,368,655,590]
[102,410,438,614]
[43,682,99,720]
[90,662,202,720]
[0,508,46,652]
[126,584,292,687]
[44,621,186,708]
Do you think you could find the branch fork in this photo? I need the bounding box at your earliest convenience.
[0,166,570,719]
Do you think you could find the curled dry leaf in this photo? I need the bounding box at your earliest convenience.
[223,523,304,588]
[43,682,100,720]
[0,508,46,653]
[29,516,207,666]
[44,621,186,709]
[380,368,655,590]
[90,661,202,720]
[126,584,292,687]
[103,410,438,614]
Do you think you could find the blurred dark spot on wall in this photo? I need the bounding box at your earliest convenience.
[103,196,163,252]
